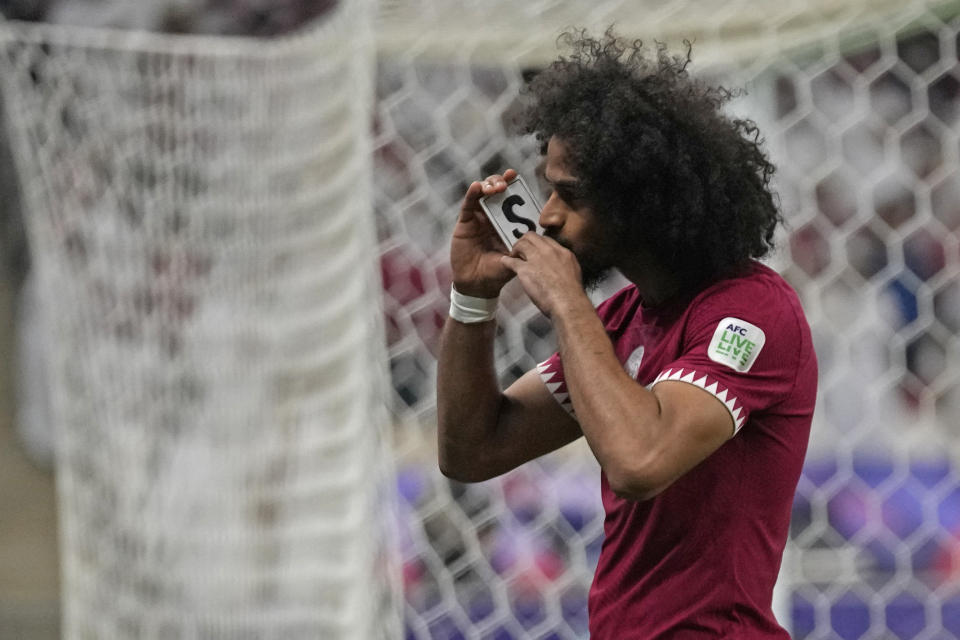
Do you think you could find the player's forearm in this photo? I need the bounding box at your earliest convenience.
[552,297,668,497]
[436,317,504,479]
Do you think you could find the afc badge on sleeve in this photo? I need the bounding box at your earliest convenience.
[708,317,766,372]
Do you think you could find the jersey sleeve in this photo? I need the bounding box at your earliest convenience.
[536,352,577,419]
[651,281,804,435]
[532,286,638,421]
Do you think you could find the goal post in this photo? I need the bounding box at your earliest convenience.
[0,2,402,639]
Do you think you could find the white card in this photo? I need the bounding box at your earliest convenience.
[479,175,544,250]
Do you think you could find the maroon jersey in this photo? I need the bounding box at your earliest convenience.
[537,261,817,639]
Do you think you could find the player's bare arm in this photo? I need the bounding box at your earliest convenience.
[437,172,583,482]
[502,233,735,501]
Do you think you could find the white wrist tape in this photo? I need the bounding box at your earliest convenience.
[449,285,498,324]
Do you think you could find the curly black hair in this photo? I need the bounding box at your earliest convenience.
[521,29,781,292]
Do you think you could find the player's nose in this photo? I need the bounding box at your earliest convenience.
[538,192,566,229]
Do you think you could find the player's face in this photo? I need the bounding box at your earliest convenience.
[539,137,619,290]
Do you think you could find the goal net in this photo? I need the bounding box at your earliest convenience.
[0,2,401,639]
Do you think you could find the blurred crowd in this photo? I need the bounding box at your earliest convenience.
[0,0,338,36]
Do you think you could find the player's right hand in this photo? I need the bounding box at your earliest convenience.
[450,170,518,299]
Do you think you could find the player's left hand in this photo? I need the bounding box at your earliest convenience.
[500,233,588,318]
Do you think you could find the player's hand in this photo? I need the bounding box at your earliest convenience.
[450,170,518,298]
[500,233,588,318]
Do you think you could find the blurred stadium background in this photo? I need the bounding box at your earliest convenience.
[1,0,960,638]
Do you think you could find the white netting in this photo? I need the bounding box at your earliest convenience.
[0,2,402,639]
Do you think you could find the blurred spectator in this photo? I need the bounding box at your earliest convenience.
[1,0,339,36]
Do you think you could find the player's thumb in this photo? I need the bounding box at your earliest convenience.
[500,254,522,273]
[458,181,484,222]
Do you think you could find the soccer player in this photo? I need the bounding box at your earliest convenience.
[436,30,817,639]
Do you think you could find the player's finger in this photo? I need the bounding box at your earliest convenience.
[463,180,485,199]
[480,169,518,194]
[480,174,507,195]
[500,255,523,273]
[527,233,566,258]
[518,231,546,246]
[510,238,533,261]
[512,231,542,252]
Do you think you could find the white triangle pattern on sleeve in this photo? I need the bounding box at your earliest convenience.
[652,368,747,433]
[537,359,577,419]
